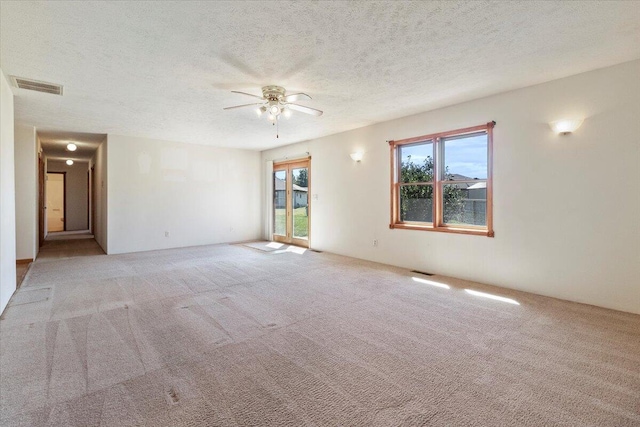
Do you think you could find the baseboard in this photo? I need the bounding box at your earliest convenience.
[16,258,33,265]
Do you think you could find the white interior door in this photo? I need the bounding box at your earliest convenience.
[46,173,65,232]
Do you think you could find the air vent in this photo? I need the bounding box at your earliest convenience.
[11,76,63,95]
[411,269,434,276]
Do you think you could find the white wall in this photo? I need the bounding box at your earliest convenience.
[47,159,89,231]
[91,138,108,252]
[261,60,640,314]
[14,124,37,260]
[0,70,16,314]
[107,135,261,254]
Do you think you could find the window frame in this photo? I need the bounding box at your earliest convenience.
[389,122,495,237]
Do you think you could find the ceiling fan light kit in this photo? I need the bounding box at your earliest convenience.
[224,85,323,137]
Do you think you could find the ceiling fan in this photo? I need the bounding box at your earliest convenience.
[223,85,323,121]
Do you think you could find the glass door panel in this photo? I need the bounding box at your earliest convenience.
[273,169,287,236]
[272,159,310,247]
[291,167,309,240]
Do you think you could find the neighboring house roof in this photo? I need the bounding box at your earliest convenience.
[467,182,486,190]
[274,177,307,192]
[444,174,485,189]
[447,173,474,181]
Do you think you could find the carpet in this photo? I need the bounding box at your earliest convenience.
[242,241,309,255]
[45,232,94,241]
[1,239,639,426]
[241,241,285,252]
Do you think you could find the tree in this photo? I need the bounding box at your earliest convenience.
[400,155,464,222]
[294,169,308,188]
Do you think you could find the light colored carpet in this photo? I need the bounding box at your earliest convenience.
[241,241,283,252]
[241,241,309,255]
[34,235,105,262]
[15,263,31,289]
[45,231,94,241]
[1,239,639,426]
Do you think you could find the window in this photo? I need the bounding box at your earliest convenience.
[389,122,494,236]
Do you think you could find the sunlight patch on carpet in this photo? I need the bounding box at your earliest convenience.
[412,277,450,289]
[465,289,520,305]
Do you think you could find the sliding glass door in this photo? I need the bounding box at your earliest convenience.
[273,159,310,247]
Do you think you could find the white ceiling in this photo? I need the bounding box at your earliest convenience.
[1,1,639,150]
[39,131,105,162]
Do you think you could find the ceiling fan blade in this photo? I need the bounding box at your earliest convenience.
[286,103,323,116]
[283,92,311,102]
[223,102,263,110]
[231,90,265,100]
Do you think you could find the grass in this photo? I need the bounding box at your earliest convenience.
[275,207,308,238]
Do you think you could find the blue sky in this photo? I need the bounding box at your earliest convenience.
[401,142,433,170]
[444,134,487,179]
[401,134,487,179]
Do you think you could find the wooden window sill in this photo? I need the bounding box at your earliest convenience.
[390,223,494,237]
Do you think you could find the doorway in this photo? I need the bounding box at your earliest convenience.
[46,172,66,232]
[38,156,45,246]
[91,166,96,234]
[273,158,310,247]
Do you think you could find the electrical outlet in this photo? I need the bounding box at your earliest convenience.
[165,231,169,237]
[373,239,378,247]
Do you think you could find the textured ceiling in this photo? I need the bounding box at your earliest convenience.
[39,131,104,161]
[1,1,639,150]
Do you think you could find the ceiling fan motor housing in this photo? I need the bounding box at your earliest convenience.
[262,85,286,101]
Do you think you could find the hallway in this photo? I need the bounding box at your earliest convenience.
[37,233,104,261]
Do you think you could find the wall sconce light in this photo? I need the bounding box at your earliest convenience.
[549,119,583,135]
[350,151,364,162]
[66,159,74,166]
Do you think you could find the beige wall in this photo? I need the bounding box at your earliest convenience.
[261,60,640,314]
[91,138,108,252]
[47,159,89,231]
[0,69,16,314]
[14,124,37,260]
[106,135,261,254]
